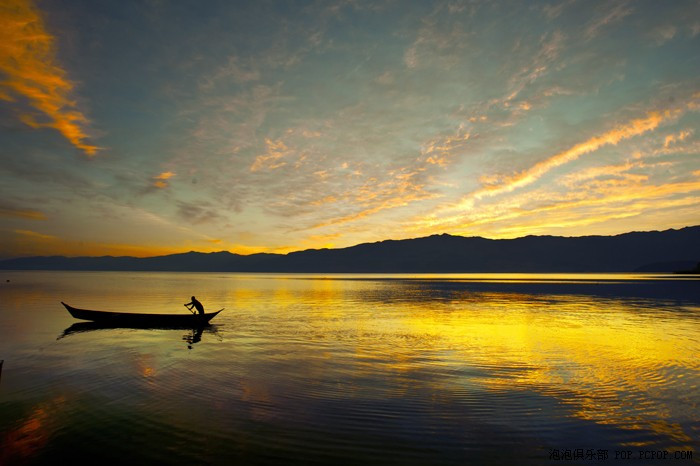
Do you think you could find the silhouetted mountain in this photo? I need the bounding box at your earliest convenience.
[1,226,699,272]
[674,261,700,274]
[634,261,698,272]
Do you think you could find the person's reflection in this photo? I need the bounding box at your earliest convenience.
[183,326,204,349]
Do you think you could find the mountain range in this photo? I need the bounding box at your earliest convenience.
[1,226,699,273]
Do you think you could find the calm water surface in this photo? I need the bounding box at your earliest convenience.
[1,271,698,465]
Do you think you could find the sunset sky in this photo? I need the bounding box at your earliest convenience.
[1,0,699,258]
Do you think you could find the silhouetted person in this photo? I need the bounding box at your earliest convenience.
[185,296,204,315]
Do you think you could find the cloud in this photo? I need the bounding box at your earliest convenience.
[650,25,677,45]
[663,129,692,148]
[309,166,442,230]
[250,138,293,172]
[0,0,100,155]
[176,200,224,224]
[541,0,575,19]
[199,55,260,90]
[182,83,284,169]
[403,46,419,69]
[374,71,394,85]
[410,174,700,239]
[584,2,634,40]
[691,22,700,37]
[2,227,184,257]
[469,109,677,201]
[152,171,175,188]
[500,30,566,106]
[14,228,55,240]
[420,123,471,167]
[0,205,45,220]
[403,6,472,70]
[415,95,699,234]
[557,160,640,188]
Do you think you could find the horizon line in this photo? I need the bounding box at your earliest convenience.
[2,224,698,261]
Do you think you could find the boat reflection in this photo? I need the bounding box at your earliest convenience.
[58,322,222,347]
[183,326,204,348]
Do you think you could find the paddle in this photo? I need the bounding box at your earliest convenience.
[184,303,196,315]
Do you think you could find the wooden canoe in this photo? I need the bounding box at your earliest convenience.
[61,302,223,326]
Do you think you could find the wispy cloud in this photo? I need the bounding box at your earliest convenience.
[541,0,575,20]
[3,1,695,256]
[0,0,100,155]
[584,2,634,40]
[650,25,677,45]
[416,95,699,235]
[176,200,224,225]
[0,204,45,220]
[14,228,55,241]
[250,138,293,172]
[310,169,441,230]
[199,55,260,90]
[403,4,472,70]
[501,30,566,105]
[663,129,692,148]
[420,123,471,167]
[469,109,679,201]
[411,175,700,239]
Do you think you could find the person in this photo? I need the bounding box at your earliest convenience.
[184,296,204,315]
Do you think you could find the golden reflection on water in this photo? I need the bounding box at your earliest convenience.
[396,293,698,447]
[135,353,157,380]
[224,276,699,450]
[1,396,66,463]
[1,271,698,460]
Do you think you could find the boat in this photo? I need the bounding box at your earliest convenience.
[61,302,223,326]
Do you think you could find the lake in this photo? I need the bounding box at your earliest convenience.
[1,271,698,465]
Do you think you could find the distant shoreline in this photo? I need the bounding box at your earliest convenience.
[1,226,699,274]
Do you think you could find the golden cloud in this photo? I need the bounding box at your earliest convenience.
[14,228,56,240]
[473,110,671,201]
[0,207,45,220]
[250,138,291,172]
[152,171,175,188]
[154,171,176,180]
[663,129,692,148]
[0,0,100,155]
[4,228,260,258]
[411,97,700,237]
[412,176,700,239]
[311,172,440,230]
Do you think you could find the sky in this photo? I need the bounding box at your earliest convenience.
[1,0,699,258]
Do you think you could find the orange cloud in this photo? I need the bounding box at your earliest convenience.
[3,227,301,257]
[152,171,175,188]
[311,173,440,230]
[422,104,693,231]
[0,207,45,220]
[14,228,55,240]
[421,125,471,167]
[412,95,700,236]
[412,175,700,239]
[309,195,338,207]
[0,0,100,155]
[250,138,291,171]
[155,171,175,179]
[663,129,692,148]
[473,110,672,201]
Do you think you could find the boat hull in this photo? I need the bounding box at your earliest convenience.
[61,302,222,326]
